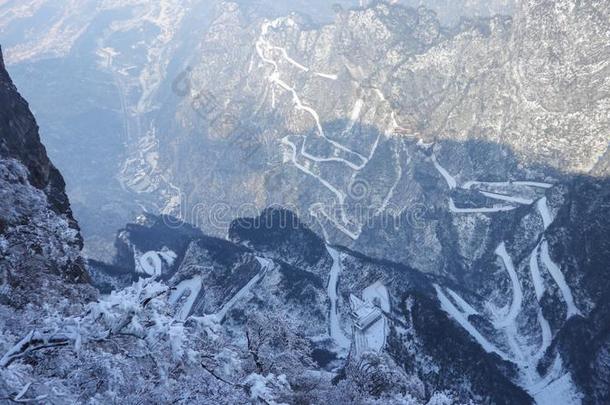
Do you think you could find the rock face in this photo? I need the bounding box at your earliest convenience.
[0,45,96,399]
[0,46,78,228]
[0,46,88,286]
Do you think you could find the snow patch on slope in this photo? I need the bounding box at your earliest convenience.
[449,198,517,213]
[214,257,272,322]
[529,244,545,301]
[326,246,351,351]
[493,243,523,329]
[170,275,203,320]
[434,284,510,361]
[447,289,479,316]
[431,153,457,189]
[540,241,581,319]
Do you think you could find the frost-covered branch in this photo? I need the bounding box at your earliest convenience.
[0,330,73,368]
[0,382,48,403]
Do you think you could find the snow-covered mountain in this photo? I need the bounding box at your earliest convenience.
[0,0,523,259]
[0,0,609,403]
[87,176,609,403]
[89,209,535,403]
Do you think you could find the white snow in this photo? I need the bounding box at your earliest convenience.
[447,289,479,316]
[281,137,349,223]
[350,283,388,356]
[462,180,553,190]
[529,244,546,301]
[480,191,534,205]
[493,243,523,329]
[348,99,364,126]
[169,275,203,320]
[431,153,457,189]
[463,180,552,190]
[314,72,338,80]
[326,246,352,350]
[434,284,510,361]
[536,309,552,359]
[362,281,390,312]
[159,249,177,266]
[536,197,553,230]
[534,373,583,405]
[214,257,272,322]
[256,26,369,167]
[360,315,385,354]
[540,241,581,319]
[449,198,517,213]
[315,207,360,240]
[513,181,553,189]
[270,45,309,72]
[462,180,509,190]
[255,256,273,270]
[528,355,583,405]
[139,251,163,276]
[137,249,177,276]
[373,88,385,101]
[254,20,402,242]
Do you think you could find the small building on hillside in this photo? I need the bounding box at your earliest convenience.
[349,281,389,358]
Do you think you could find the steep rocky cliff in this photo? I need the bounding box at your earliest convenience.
[0,45,88,286]
[0,46,79,228]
